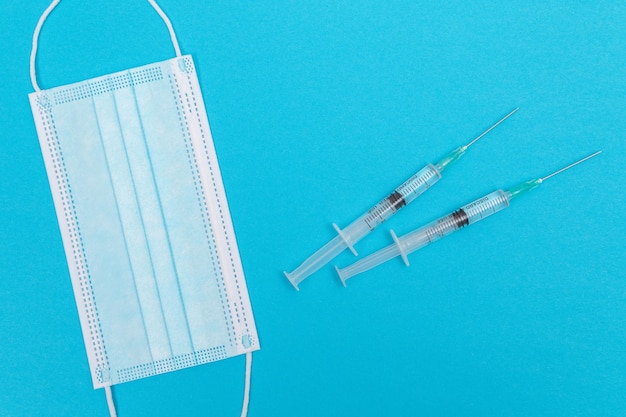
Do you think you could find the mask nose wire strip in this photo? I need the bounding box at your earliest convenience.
[105,386,117,417]
[30,0,182,92]
[240,352,253,417]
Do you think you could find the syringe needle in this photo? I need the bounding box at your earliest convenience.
[540,151,602,181]
[465,107,519,148]
[507,150,602,200]
[434,107,519,173]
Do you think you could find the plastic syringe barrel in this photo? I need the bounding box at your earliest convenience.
[345,164,441,234]
[284,164,441,289]
[285,234,349,290]
[336,190,511,284]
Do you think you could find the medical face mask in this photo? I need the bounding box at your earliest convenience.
[28,1,259,415]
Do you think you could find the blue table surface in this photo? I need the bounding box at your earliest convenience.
[1,1,625,416]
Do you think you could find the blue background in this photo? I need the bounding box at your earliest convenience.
[1,1,625,416]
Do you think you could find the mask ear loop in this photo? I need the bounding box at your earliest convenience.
[105,385,117,417]
[29,0,59,92]
[102,354,250,417]
[147,0,182,57]
[240,352,253,417]
[30,0,182,92]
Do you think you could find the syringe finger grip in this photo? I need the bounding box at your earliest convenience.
[390,230,409,266]
[333,223,357,255]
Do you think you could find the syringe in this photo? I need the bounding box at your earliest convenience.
[284,108,519,290]
[335,151,601,285]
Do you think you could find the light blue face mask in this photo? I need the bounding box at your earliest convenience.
[28,1,259,415]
